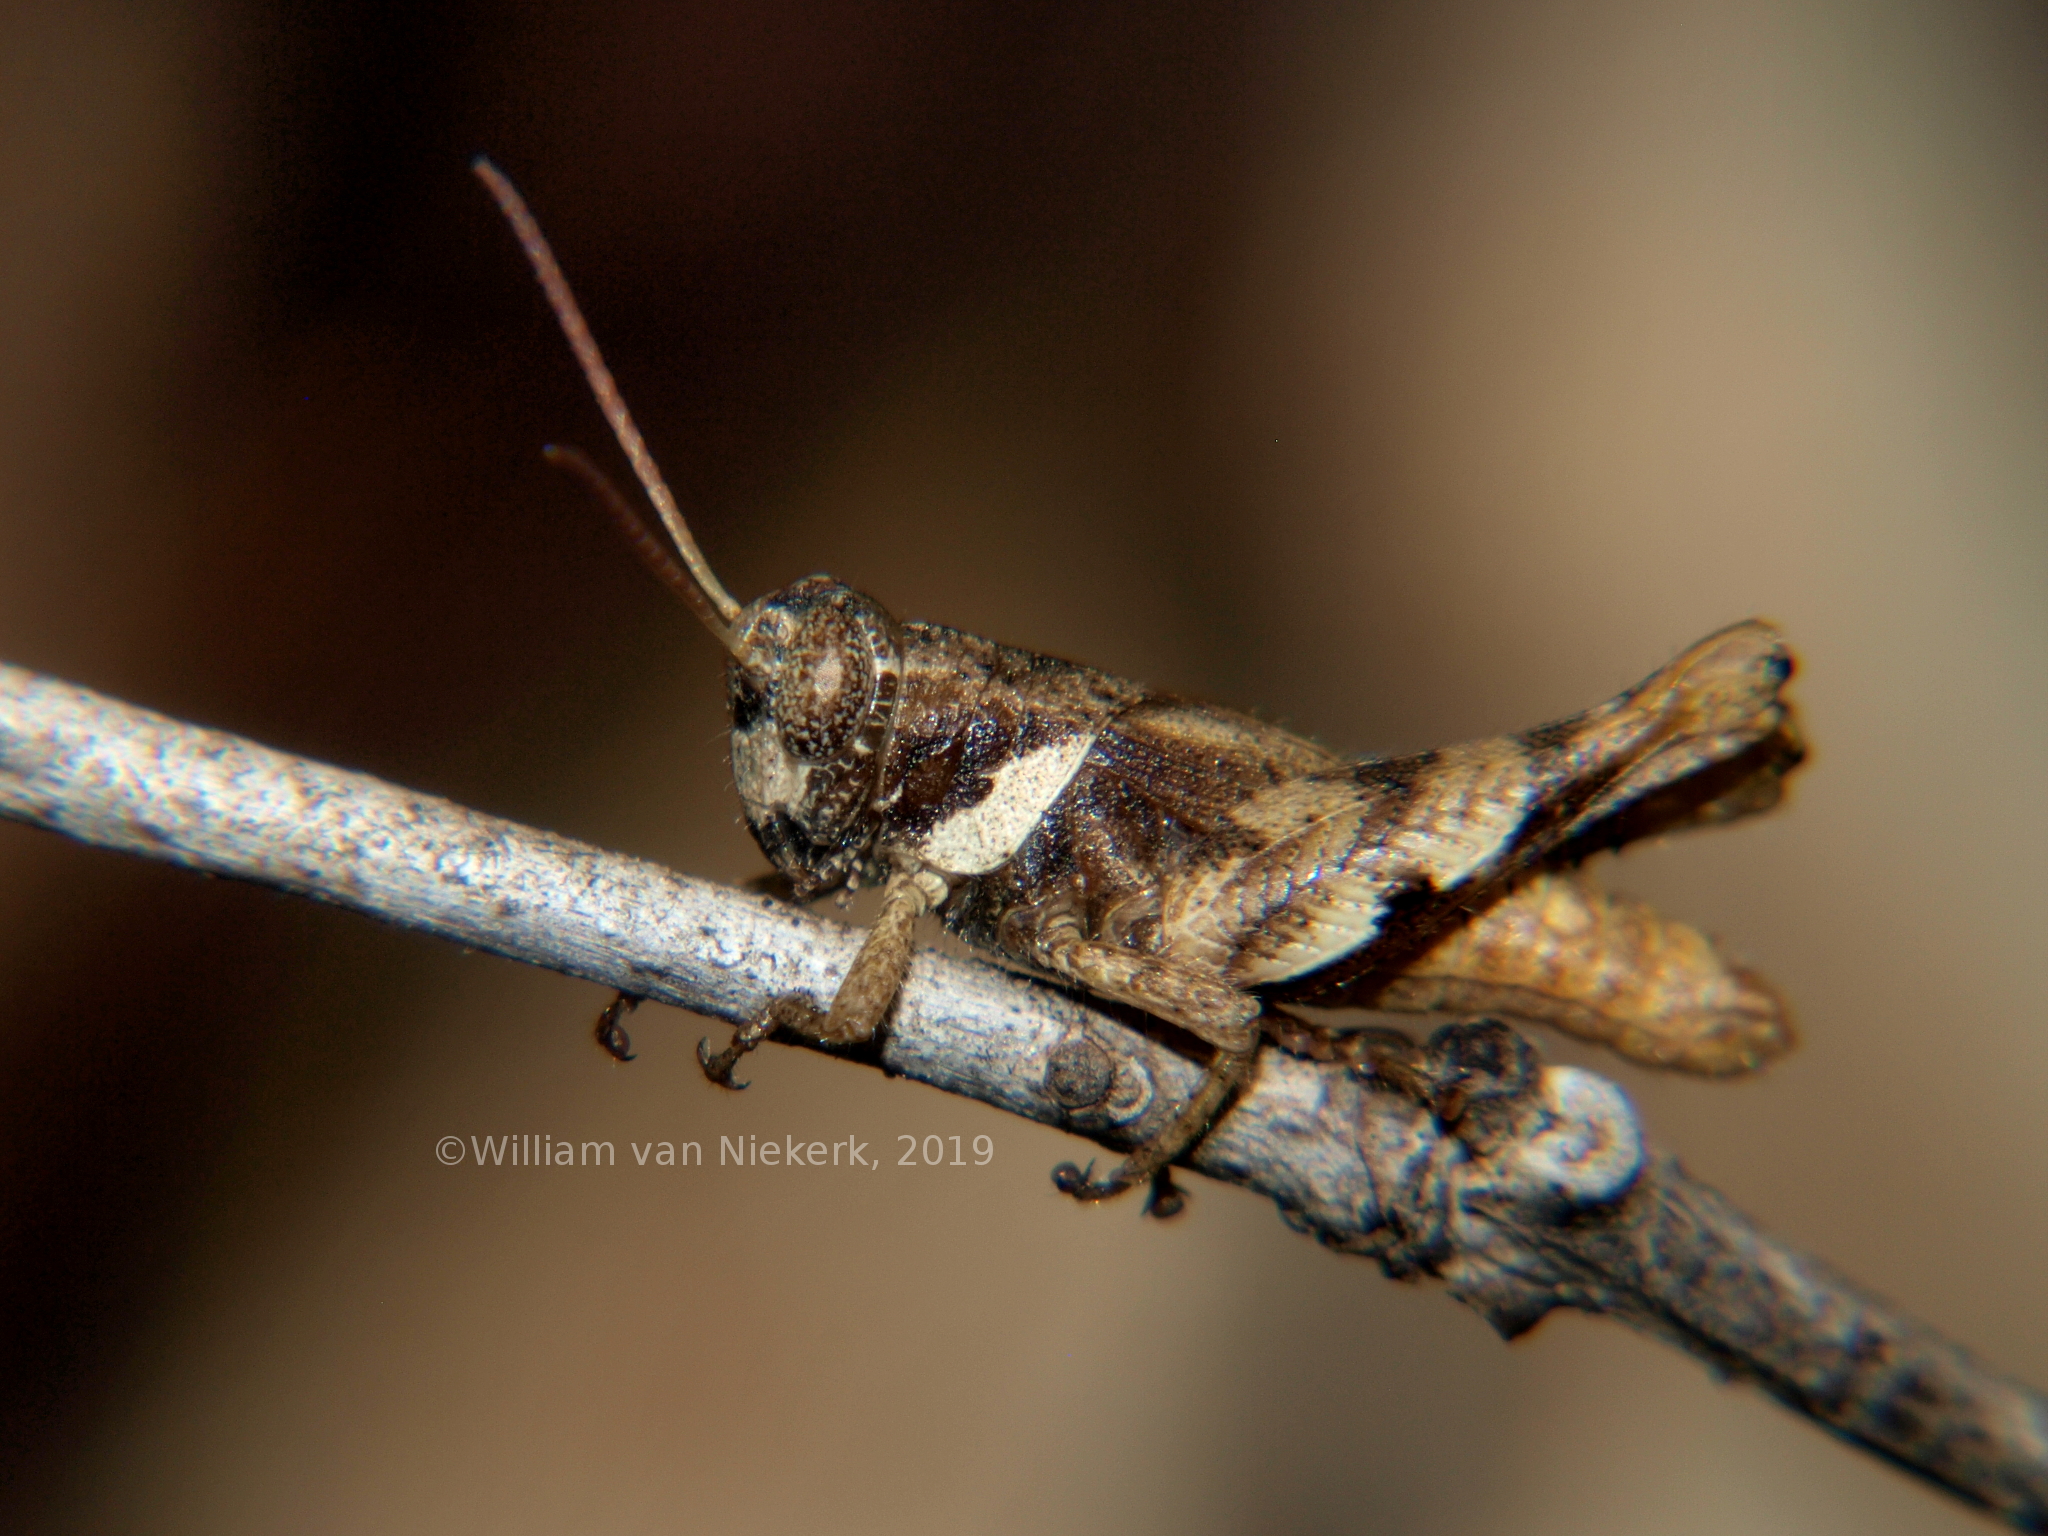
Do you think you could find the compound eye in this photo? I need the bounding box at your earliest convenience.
[773,606,874,760]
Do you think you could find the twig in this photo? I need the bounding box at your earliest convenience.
[2,660,2044,1529]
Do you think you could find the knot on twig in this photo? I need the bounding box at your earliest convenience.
[1335,1022,1647,1336]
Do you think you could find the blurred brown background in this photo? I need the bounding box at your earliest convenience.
[3,2,2046,1531]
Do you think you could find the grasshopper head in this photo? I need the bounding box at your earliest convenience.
[728,576,903,898]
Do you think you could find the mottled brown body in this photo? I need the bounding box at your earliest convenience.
[707,572,1803,1198]
[477,160,1805,1206]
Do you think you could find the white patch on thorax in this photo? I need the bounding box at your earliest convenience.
[913,733,1096,875]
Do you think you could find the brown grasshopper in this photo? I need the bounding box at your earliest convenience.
[475,160,1803,1209]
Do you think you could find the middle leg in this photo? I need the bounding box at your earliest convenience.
[1051,1039,1257,1206]
[1017,915,1266,1206]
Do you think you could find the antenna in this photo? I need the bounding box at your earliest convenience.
[472,156,745,646]
[541,444,713,611]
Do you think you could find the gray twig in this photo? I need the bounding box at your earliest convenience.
[2,660,2044,1529]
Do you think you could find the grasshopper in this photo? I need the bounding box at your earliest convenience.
[475,160,1803,1209]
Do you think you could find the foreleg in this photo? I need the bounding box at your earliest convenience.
[698,868,946,1088]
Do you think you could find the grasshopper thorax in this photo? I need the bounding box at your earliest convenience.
[728,575,903,898]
